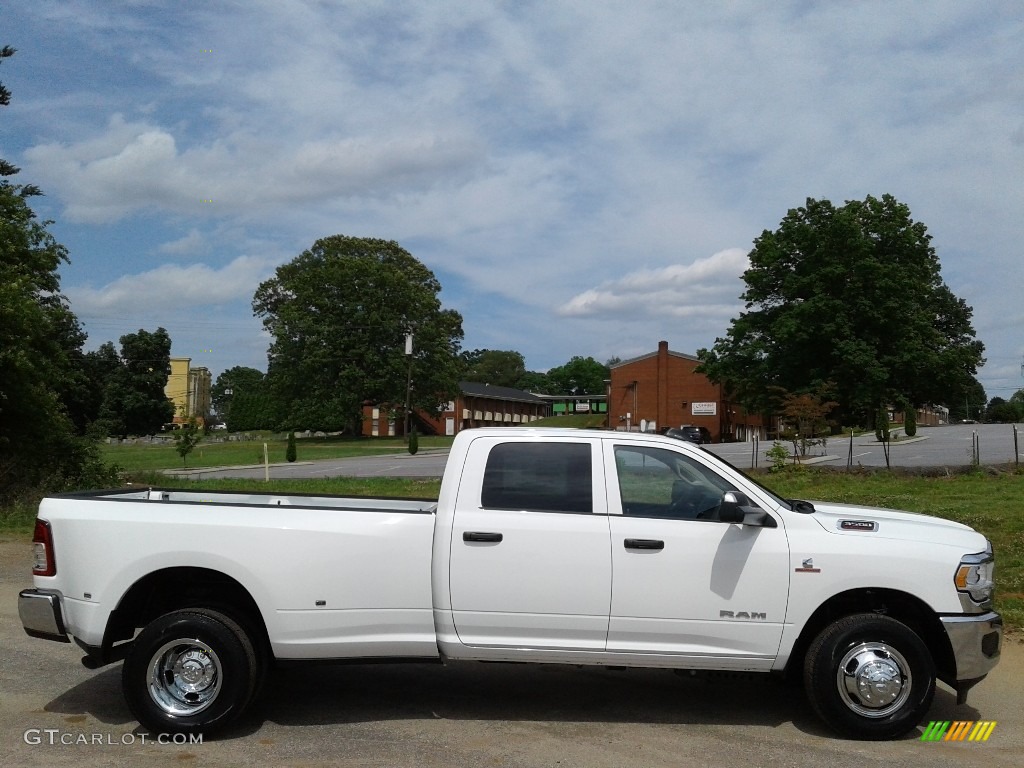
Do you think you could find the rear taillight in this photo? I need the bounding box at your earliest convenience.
[32,519,56,577]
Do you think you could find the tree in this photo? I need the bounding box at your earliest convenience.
[212,366,266,423]
[286,431,297,462]
[986,397,1022,424]
[949,379,987,423]
[776,386,838,457]
[514,370,551,393]
[698,195,985,426]
[460,349,527,388]
[97,328,175,436]
[253,236,464,432]
[172,419,202,467]
[545,356,610,395]
[904,407,918,437]
[0,47,114,500]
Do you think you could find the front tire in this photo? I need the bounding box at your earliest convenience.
[122,608,258,735]
[804,613,935,740]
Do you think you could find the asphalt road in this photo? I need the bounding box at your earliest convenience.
[2,538,1021,767]
[167,423,1022,482]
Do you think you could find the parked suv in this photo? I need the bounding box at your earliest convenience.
[661,425,711,444]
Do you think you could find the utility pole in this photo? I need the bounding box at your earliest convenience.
[404,333,413,440]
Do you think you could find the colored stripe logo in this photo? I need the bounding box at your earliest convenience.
[921,721,997,742]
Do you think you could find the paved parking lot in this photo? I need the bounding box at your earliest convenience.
[169,423,1022,482]
[3,538,1022,768]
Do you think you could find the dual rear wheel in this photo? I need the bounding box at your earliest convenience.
[122,608,259,736]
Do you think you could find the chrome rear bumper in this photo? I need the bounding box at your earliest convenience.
[19,589,70,643]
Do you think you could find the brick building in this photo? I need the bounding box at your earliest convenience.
[362,381,550,437]
[608,341,764,442]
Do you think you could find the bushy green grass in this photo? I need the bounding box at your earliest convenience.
[100,434,455,472]
[0,497,41,532]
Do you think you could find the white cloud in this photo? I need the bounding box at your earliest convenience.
[24,115,486,223]
[66,255,277,315]
[158,228,207,256]
[558,248,749,319]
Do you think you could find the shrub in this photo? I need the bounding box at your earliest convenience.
[904,408,917,437]
[766,442,789,473]
[286,431,297,462]
[408,428,419,455]
[874,407,890,442]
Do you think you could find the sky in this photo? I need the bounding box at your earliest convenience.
[3,1,1023,399]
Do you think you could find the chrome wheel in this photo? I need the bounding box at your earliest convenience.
[835,641,912,718]
[147,638,222,716]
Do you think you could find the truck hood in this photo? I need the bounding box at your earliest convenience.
[807,501,986,550]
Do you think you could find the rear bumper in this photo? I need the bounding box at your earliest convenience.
[19,589,70,643]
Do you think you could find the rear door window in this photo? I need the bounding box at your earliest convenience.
[482,442,593,513]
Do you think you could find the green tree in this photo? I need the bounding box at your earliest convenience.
[212,366,266,423]
[253,236,464,433]
[904,407,918,437]
[460,349,527,388]
[546,356,610,395]
[97,328,175,436]
[514,370,551,393]
[1,46,38,193]
[698,195,985,426]
[172,419,202,467]
[986,397,1023,424]
[949,379,987,423]
[286,430,297,462]
[0,48,114,500]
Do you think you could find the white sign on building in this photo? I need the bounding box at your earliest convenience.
[692,402,717,416]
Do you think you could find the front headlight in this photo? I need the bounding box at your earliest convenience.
[955,543,995,607]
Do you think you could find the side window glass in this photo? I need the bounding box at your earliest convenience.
[614,445,738,521]
[482,442,592,513]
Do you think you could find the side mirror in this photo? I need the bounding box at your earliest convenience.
[720,491,775,528]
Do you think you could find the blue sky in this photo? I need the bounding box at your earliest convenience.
[4,1,1022,399]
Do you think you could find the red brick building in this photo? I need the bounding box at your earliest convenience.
[361,381,550,437]
[608,341,764,442]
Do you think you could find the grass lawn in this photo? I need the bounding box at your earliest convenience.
[100,434,455,472]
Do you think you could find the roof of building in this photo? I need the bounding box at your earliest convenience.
[611,347,700,368]
[459,381,549,404]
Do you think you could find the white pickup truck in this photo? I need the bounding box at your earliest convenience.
[20,428,1001,740]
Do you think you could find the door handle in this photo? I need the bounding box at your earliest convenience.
[624,538,664,550]
[463,531,503,543]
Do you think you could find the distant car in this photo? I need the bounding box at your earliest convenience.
[661,425,711,444]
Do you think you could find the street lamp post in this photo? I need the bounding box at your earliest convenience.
[404,333,413,440]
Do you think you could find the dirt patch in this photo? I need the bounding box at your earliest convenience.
[0,536,34,586]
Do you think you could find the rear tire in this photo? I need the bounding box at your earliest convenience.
[804,613,935,740]
[122,608,258,735]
